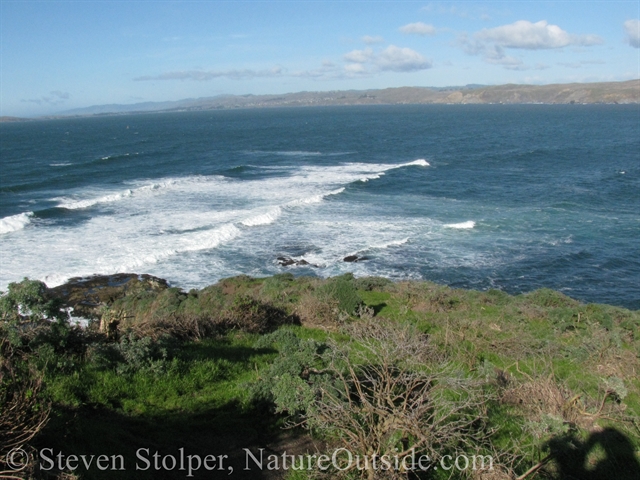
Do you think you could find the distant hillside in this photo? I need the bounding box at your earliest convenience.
[55,80,640,117]
[0,116,33,122]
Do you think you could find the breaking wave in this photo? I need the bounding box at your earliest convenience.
[445,221,476,229]
[0,212,33,234]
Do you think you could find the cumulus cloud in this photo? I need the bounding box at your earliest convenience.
[21,90,70,105]
[377,45,432,71]
[134,67,283,81]
[344,63,369,75]
[399,22,437,36]
[362,35,384,45]
[624,19,640,48]
[343,48,375,64]
[476,20,602,49]
[459,20,603,71]
[343,45,432,74]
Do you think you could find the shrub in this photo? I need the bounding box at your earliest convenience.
[0,278,66,324]
[252,329,328,416]
[314,275,363,317]
[222,295,296,333]
[87,333,174,376]
[353,276,393,292]
[257,320,491,478]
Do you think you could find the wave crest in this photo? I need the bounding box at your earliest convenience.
[445,221,476,229]
[0,212,33,234]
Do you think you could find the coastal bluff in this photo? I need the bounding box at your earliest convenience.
[55,79,640,117]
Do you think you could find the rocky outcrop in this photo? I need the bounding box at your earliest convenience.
[277,256,318,267]
[343,255,368,263]
[49,273,169,319]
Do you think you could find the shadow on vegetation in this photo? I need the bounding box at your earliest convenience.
[545,427,640,480]
[368,303,387,316]
[34,341,312,480]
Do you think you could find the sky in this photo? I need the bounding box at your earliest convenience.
[1,1,639,117]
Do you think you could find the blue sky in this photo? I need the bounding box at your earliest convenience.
[1,1,639,116]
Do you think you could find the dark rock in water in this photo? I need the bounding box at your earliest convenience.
[277,256,316,267]
[343,255,368,263]
[49,273,169,319]
[277,256,296,266]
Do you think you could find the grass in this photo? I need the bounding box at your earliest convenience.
[35,333,286,479]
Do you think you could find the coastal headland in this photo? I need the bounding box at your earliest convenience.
[7,79,635,120]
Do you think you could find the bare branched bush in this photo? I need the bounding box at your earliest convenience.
[125,314,219,341]
[308,319,492,479]
[0,337,50,478]
[294,292,341,328]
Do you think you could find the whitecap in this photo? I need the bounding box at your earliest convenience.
[402,159,430,167]
[0,212,34,234]
[58,190,134,210]
[374,238,410,249]
[276,151,322,156]
[55,177,209,210]
[112,224,243,273]
[286,187,345,207]
[241,207,283,226]
[444,221,476,229]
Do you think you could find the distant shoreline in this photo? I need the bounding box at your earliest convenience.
[4,79,638,121]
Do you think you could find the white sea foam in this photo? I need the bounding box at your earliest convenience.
[286,188,345,207]
[1,159,434,290]
[55,176,229,210]
[58,190,135,210]
[0,212,33,234]
[360,173,383,182]
[241,207,282,226]
[50,163,72,167]
[276,151,322,156]
[444,221,476,229]
[245,150,322,157]
[373,238,410,249]
[403,159,430,167]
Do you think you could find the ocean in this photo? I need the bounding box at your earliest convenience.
[1,105,638,309]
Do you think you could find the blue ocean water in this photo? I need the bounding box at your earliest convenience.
[1,105,639,309]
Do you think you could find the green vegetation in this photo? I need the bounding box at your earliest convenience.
[1,274,639,479]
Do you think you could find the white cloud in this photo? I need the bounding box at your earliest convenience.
[362,35,384,45]
[343,45,431,73]
[377,45,432,71]
[399,22,437,36]
[476,20,602,50]
[624,19,640,48]
[134,68,283,81]
[458,20,603,71]
[344,63,369,75]
[343,48,374,64]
